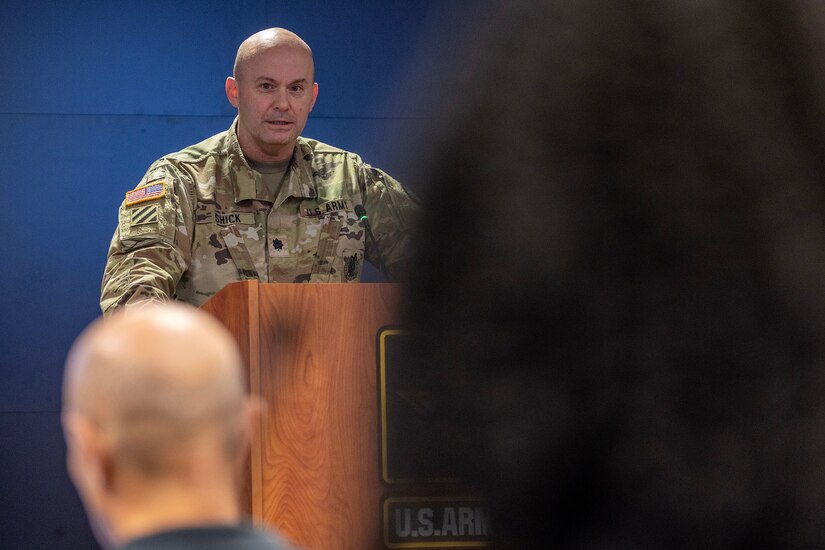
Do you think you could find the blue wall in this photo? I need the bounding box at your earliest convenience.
[0,1,473,547]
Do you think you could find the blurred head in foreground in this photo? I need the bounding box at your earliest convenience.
[62,304,276,549]
[408,0,825,547]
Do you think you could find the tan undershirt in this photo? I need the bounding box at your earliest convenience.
[246,157,290,203]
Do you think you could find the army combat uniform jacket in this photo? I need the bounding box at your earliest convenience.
[100,121,419,313]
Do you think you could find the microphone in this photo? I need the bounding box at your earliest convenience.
[355,204,388,278]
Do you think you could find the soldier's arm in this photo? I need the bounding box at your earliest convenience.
[100,163,195,314]
[357,162,421,282]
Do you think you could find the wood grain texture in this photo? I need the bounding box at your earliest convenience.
[206,282,401,549]
[200,281,262,519]
[258,284,399,550]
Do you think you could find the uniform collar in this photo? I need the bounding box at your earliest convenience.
[226,119,318,204]
[282,139,318,201]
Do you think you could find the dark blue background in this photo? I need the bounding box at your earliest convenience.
[0,1,475,547]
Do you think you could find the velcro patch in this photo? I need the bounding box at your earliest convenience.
[271,235,289,257]
[343,249,362,281]
[215,211,256,226]
[300,198,352,217]
[197,211,256,225]
[125,182,166,206]
[130,205,159,226]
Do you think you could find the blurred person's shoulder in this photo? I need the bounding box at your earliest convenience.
[116,523,294,550]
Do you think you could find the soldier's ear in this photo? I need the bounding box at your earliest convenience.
[225,77,239,108]
[309,82,319,112]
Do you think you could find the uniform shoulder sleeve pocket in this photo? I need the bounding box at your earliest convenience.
[118,167,179,245]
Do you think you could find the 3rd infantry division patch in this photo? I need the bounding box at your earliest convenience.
[131,204,159,226]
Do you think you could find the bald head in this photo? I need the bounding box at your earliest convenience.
[63,303,247,475]
[233,27,314,81]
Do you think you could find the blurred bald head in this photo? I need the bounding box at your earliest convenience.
[233,27,314,81]
[63,303,246,475]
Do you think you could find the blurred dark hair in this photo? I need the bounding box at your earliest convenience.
[407,0,825,547]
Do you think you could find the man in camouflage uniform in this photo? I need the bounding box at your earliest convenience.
[100,28,419,313]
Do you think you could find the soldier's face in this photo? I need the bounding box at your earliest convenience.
[226,45,318,162]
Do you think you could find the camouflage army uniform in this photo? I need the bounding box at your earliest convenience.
[100,120,419,313]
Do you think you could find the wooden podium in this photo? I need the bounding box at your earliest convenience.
[201,281,401,550]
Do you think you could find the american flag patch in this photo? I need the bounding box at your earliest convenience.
[125,182,166,206]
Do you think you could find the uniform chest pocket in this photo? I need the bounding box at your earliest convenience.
[314,214,345,263]
[309,211,367,281]
[193,205,261,280]
[295,200,349,255]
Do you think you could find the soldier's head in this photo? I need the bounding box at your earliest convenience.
[62,303,256,547]
[226,28,319,163]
